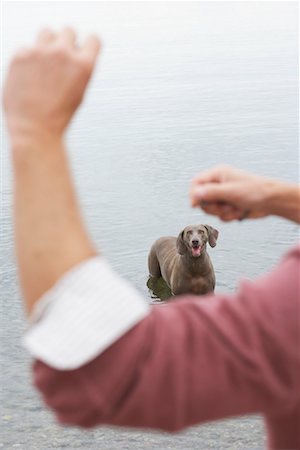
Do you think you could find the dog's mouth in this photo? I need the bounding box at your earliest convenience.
[191,245,202,257]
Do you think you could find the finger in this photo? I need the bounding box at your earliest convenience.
[199,202,225,216]
[191,167,223,186]
[202,201,237,215]
[37,28,56,45]
[191,164,246,187]
[238,209,265,220]
[218,203,239,215]
[219,213,238,222]
[191,164,235,186]
[79,34,101,65]
[190,182,236,206]
[194,199,224,214]
[219,205,247,221]
[56,27,77,48]
[13,47,31,61]
[238,209,251,221]
[198,203,241,222]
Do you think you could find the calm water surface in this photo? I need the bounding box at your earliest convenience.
[1,2,298,449]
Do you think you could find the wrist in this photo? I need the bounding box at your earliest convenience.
[260,180,280,214]
[265,181,300,222]
[10,129,64,154]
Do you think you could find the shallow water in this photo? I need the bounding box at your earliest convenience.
[1,2,298,449]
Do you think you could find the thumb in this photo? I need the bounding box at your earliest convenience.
[191,182,237,204]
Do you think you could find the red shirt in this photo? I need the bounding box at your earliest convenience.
[33,246,300,449]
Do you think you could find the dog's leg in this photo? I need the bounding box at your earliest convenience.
[148,246,161,278]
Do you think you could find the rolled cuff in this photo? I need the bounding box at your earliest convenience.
[22,257,150,370]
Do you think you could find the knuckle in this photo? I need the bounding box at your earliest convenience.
[13,48,30,62]
[13,47,39,63]
[39,27,53,37]
[63,26,75,35]
[216,164,230,172]
[50,44,69,61]
[77,57,93,76]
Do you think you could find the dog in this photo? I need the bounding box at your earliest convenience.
[148,224,218,296]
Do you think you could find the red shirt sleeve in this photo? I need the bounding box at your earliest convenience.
[32,246,300,448]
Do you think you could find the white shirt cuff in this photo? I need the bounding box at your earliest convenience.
[22,257,150,370]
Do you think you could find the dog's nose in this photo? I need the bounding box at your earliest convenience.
[192,239,200,247]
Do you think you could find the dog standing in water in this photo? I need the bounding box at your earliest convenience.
[148,224,218,296]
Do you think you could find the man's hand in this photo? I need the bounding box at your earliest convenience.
[190,165,300,223]
[3,28,100,140]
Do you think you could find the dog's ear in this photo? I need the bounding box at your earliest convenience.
[176,230,186,255]
[204,225,219,248]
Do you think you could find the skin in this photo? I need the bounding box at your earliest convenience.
[189,165,300,223]
[148,225,218,296]
[3,27,299,314]
[3,28,100,313]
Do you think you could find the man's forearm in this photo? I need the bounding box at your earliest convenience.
[12,134,97,313]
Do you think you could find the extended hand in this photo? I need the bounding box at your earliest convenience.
[3,28,100,140]
[190,165,286,222]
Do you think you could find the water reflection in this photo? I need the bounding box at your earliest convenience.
[147,276,173,302]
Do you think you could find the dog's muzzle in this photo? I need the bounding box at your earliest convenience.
[191,241,202,257]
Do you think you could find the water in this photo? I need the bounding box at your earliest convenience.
[1,2,298,449]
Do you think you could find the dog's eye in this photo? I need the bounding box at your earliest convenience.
[198,230,204,234]
[187,230,192,235]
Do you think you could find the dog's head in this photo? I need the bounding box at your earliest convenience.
[176,224,219,257]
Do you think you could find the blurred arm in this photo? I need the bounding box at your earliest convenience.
[3,28,101,313]
[12,134,96,313]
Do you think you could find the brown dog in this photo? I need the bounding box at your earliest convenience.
[148,224,218,295]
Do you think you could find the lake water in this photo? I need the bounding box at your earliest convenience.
[1,2,299,449]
